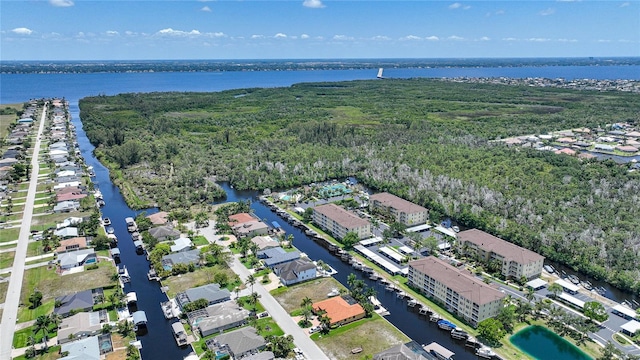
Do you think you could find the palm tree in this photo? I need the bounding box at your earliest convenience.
[300,296,312,309]
[525,287,535,302]
[34,314,52,351]
[234,286,241,303]
[249,291,261,312]
[246,274,256,294]
[548,283,563,298]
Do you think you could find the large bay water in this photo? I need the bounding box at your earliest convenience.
[3,64,638,359]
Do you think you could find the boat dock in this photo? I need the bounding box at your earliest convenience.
[370,296,390,316]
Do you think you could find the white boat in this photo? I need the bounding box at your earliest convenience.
[327,288,340,297]
[476,345,496,359]
[450,328,468,340]
[377,68,384,79]
[407,299,418,307]
[452,226,460,233]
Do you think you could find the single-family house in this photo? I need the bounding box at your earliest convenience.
[250,235,280,251]
[58,248,97,270]
[188,301,250,337]
[373,341,434,360]
[617,145,639,153]
[54,227,79,238]
[312,296,366,327]
[56,170,76,178]
[53,200,80,213]
[257,247,301,268]
[55,237,87,253]
[176,283,231,309]
[232,220,269,238]
[209,327,266,359]
[149,225,180,241]
[54,289,95,317]
[60,336,101,360]
[53,181,81,190]
[146,211,169,225]
[227,212,257,227]
[161,249,201,270]
[171,237,193,253]
[56,216,83,229]
[274,258,317,286]
[57,311,105,344]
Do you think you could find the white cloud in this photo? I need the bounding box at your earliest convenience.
[620,2,630,7]
[401,35,422,41]
[11,27,33,35]
[49,0,74,7]
[210,32,225,38]
[251,34,264,39]
[527,38,551,42]
[448,35,464,41]
[106,30,119,36]
[274,33,287,38]
[597,39,611,43]
[303,0,325,8]
[371,35,391,41]
[495,10,505,15]
[449,2,462,9]
[157,28,202,36]
[539,8,555,16]
[201,6,211,12]
[426,36,439,41]
[502,37,518,41]
[300,34,310,39]
[479,36,490,41]
[333,35,354,41]
[557,38,577,42]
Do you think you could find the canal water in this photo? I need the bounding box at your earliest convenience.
[510,326,593,360]
[71,103,193,360]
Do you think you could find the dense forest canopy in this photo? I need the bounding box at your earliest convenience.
[79,79,640,294]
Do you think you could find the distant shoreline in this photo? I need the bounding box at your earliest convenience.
[2,57,640,74]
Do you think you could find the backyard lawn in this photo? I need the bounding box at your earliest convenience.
[162,265,239,298]
[271,277,344,313]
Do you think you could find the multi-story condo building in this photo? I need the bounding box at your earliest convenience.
[368,192,428,226]
[408,257,505,327]
[312,203,371,240]
[457,229,545,280]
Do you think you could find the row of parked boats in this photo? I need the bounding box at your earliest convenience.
[544,264,607,294]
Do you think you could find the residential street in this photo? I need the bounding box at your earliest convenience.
[0,103,48,360]
[228,256,330,360]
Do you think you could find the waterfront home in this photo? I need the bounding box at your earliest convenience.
[53,181,81,190]
[273,258,317,286]
[312,295,366,327]
[147,211,169,225]
[373,340,434,360]
[57,311,106,344]
[408,257,505,327]
[257,246,301,268]
[250,235,280,251]
[457,228,544,280]
[617,145,639,153]
[60,336,101,360]
[149,225,180,241]
[228,212,257,227]
[54,289,96,317]
[55,236,88,253]
[56,191,87,202]
[170,237,194,252]
[208,327,267,359]
[56,216,84,229]
[312,203,372,240]
[54,226,79,238]
[0,158,19,167]
[232,220,270,238]
[369,192,428,226]
[176,283,231,310]
[161,249,201,270]
[58,248,97,270]
[188,301,250,337]
[53,200,81,213]
[243,352,276,360]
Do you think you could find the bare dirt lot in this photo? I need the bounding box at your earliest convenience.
[315,317,410,360]
[271,277,344,313]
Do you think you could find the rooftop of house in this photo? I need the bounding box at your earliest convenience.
[54,289,95,316]
[457,228,544,264]
[213,327,266,356]
[312,295,365,325]
[257,247,301,267]
[55,237,88,254]
[147,211,169,225]
[369,192,428,214]
[274,258,316,282]
[60,336,100,360]
[313,203,370,229]
[184,283,231,304]
[228,212,257,226]
[409,257,505,305]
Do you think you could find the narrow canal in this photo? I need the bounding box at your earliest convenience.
[71,103,193,360]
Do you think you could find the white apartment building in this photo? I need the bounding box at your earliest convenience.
[312,203,371,240]
[369,192,428,226]
[408,257,505,327]
[457,229,545,280]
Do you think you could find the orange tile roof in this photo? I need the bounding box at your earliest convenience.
[147,211,169,225]
[55,237,87,253]
[228,213,256,226]
[313,296,365,325]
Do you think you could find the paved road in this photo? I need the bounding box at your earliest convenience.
[0,102,48,360]
[228,256,329,360]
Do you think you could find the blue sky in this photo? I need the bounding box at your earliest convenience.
[1,0,638,60]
